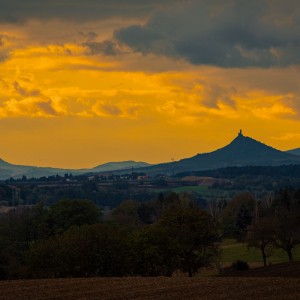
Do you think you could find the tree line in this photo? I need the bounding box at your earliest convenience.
[0,194,219,279]
[209,188,300,265]
[0,188,299,279]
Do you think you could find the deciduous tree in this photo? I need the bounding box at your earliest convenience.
[159,207,220,277]
[247,217,275,266]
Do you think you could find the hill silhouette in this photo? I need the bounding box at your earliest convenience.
[136,131,300,175]
[91,161,150,172]
[0,159,150,180]
[1,131,300,179]
[286,148,300,156]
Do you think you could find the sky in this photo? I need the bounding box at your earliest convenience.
[1,0,300,168]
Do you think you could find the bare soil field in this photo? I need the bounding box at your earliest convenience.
[222,261,300,277]
[1,276,300,300]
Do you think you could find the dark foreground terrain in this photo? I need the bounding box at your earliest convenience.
[223,262,300,277]
[1,276,300,300]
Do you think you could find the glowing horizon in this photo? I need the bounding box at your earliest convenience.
[0,129,298,169]
[1,1,300,169]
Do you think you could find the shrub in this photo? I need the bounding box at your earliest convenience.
[231,260,249,271]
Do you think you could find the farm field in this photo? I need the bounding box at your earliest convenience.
[154,185,230,201]
[222,262,300,277]
[1,276,300,300]
[221,240,300,265]
[154,185,210,194]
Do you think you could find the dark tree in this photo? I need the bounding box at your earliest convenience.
[109,200,140,228]
[4,204,48,251]
[273,209,300,262]
[272,188,300,262]
[159,207,220,277]
[247,217,275,266]
[221,192,255,239]
[130,225,178,276]
[28,223,130,278]
[47,199,101,234]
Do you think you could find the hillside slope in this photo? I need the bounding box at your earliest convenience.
[137,132,300,175]
[286,148,300,156]
[2,132,300,179]
[0,159,150,180]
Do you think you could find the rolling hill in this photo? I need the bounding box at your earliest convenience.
[1,131,300,179]
[286,148,300,156]
[0,159,151,180]
[91,161,150,172]
[133,131,300,175]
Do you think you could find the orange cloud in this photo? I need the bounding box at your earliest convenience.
[1,26,300,167]
[1,44,299,127]
[91,100,140,118]
[0,97,60,118]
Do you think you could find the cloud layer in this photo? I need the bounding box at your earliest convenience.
[1,1,300,168]
[0,0,176,23]
[115,0,300,67]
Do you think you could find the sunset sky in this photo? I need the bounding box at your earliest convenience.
[1,0,300,168]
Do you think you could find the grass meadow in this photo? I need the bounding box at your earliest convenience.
[221,239,300,266]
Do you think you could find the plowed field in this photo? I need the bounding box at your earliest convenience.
[1,277,300,300]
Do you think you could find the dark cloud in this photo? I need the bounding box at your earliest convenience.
[0,0,177,23]
[115,0,300,67]
[13,82,41,97]
[98,102,121,116]
[12,81,59,116]
[83,40,122,56]
[79,30,123,56]
[115,25,166,54]
[199,83,237,108]
[0,34,11,61]
[0,53,7,62]
[36,100,58,116]
[79,31,98,42]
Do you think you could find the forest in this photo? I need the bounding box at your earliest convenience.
[0,187,299,280]
[2,164,300,210]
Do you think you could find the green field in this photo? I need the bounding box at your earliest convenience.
[154,185,230,200]
[167,186,209,193]
[221,240,300,265]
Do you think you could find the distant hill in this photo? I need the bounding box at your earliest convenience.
[134,131,300,175]
[91,161,150,172]
[2,131,300,179]
[0,159,71,179]
[176,164,300,179]
[286,148,300,156]
[0,159,151,180]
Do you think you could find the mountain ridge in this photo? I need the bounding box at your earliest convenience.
[1,132,300,179]
[286,148,300,156]
[126,131,300,175]
[91,161,150,172]
[0,160,151,180]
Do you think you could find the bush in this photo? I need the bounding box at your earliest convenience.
[231,260,249,271]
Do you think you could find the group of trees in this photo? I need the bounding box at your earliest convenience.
[0,199,102,279]
[0,195,220,279]
[178,165,300,192]
[28,207,219,278]
[1,181,158,208]
[0,187,299,280]
[247,188,300,266]
[209,188,300,266]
